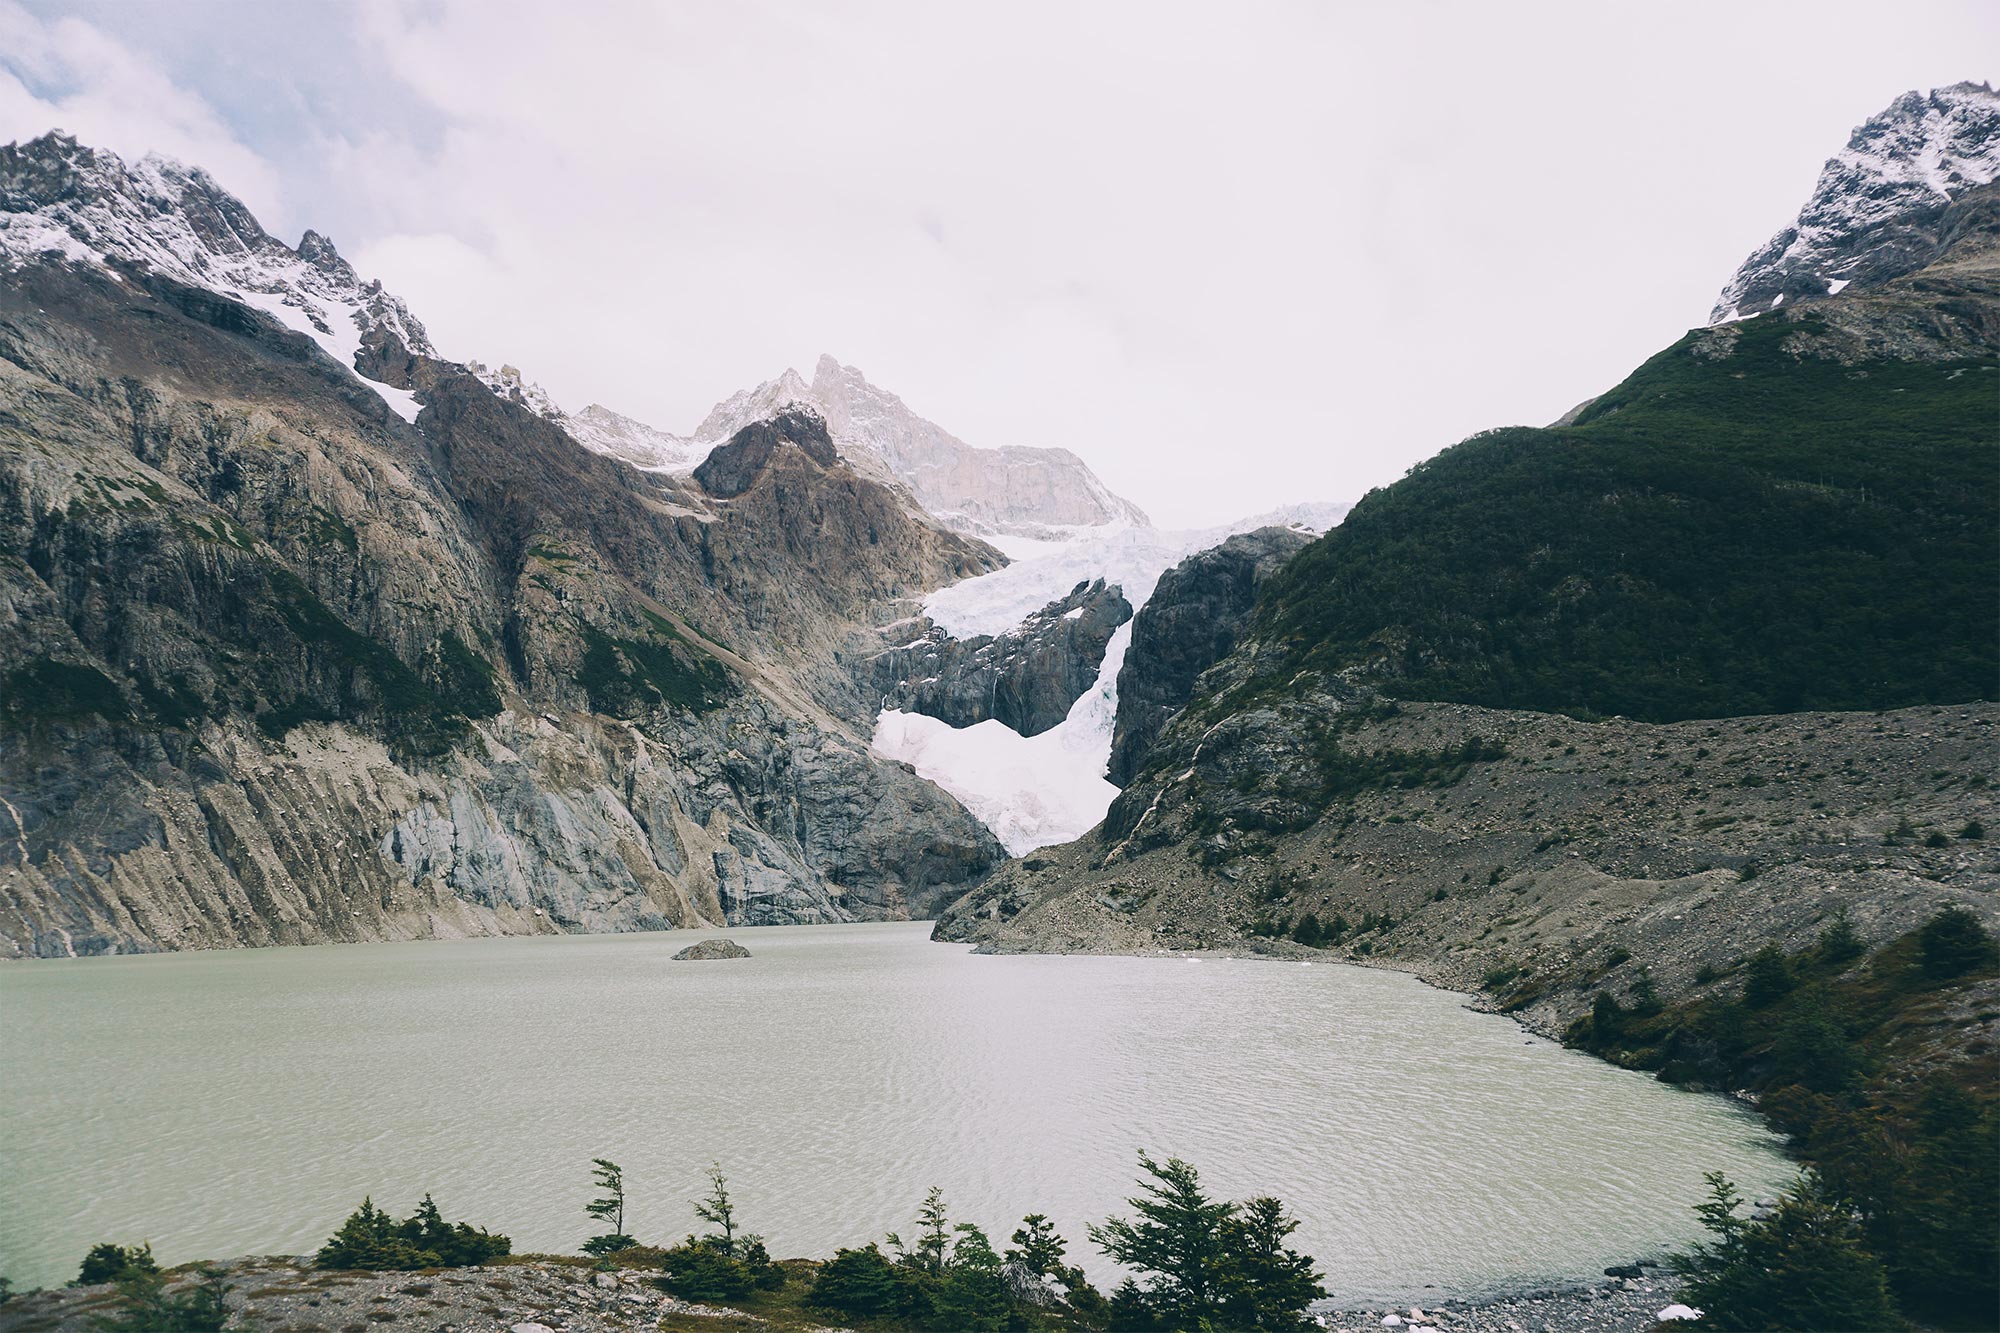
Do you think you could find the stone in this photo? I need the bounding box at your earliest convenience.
[674,937,751,960]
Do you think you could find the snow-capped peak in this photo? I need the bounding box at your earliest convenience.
[0,132,432,421]
[1711,81,2000,323]
[692,367,815,444]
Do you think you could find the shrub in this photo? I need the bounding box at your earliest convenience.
[315,1195,509,1271]
[75,1243,157,1286]
[88,1265,229,1333]
[1958,819,1985,840]
[809,1243,909,1321]
[1918,906,1997,979]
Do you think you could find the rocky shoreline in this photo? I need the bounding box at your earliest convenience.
[0,1254,1701,1333]
[1314,1270,1692,1333]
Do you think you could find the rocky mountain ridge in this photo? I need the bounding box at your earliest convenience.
[1712,81,1999,322]
[0,132,1010,957]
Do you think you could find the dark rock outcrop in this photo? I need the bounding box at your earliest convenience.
[692,407,840,498]
[1106,527,1309,785]
[871,580,1131,737]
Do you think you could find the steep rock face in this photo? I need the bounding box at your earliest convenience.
[0,135,1007,956]
[871,579,1131,737]
[1106,526,1309,785]
[1712,81,1999,322]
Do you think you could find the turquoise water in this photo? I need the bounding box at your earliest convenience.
[0,923,1787,1298]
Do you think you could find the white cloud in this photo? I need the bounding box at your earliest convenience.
[0,2,285,229]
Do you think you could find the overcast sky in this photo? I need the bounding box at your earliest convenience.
[2,1,1992,526]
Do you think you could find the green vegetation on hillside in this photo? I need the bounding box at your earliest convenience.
[315,1194,511,1270]
[578,611,731,716]
[1254,313,1998,722]
[1574,909,2000,1327]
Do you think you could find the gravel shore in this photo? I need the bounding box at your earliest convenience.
[1315,1271,1689,1333]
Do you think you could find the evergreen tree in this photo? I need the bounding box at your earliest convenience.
[1676,1172,1898,1332]
[1816,912,1864,966]
[1219,1196,1326,1330]
[1742,944,1795,1007]
[74,1243,158,1286]
[693,1163,739,1257]
[316,1198,434,1271]
[809,1243,910,1321]
[931,1223,1015,1332]
[1006,1213,1067,1277]
[1917,906,1996,979]
[1088,1152,1239,1327]
[890,1186,953,1275]
[582,1158,636,1255]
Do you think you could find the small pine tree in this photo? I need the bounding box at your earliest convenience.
[1918,906,1996,979]
[582,1158,636,1255]
[1006,1213,1067,1277]
[890,1186,952,1275]
[933,1223,1016,1332]
[1742,943,1795,1007]
[316,1198,434,1271]
[693,1163,738,1257]
[1816,912,1864,966]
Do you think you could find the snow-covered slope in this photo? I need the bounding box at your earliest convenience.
[0,132,431,421]
[1712,81,2000,323]
[561,403,709,473]
[871,501,1347,854]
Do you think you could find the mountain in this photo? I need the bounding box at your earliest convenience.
[0,131,1009,957]
[939,85,1999,1038]
[1712,81,1999,323]
[686,353,1149,548]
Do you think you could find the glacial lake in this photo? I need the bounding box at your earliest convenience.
[0,923,1788,1300]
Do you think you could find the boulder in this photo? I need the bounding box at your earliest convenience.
[673,938,752,960]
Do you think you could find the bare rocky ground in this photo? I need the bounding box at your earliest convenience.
[940,699,2000,1042]
[0,1256,1705,1333]
[0,1257,840,1333]
[1314,1270,1693,1333]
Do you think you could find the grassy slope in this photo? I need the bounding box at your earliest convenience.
[1257,313,1998,722]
